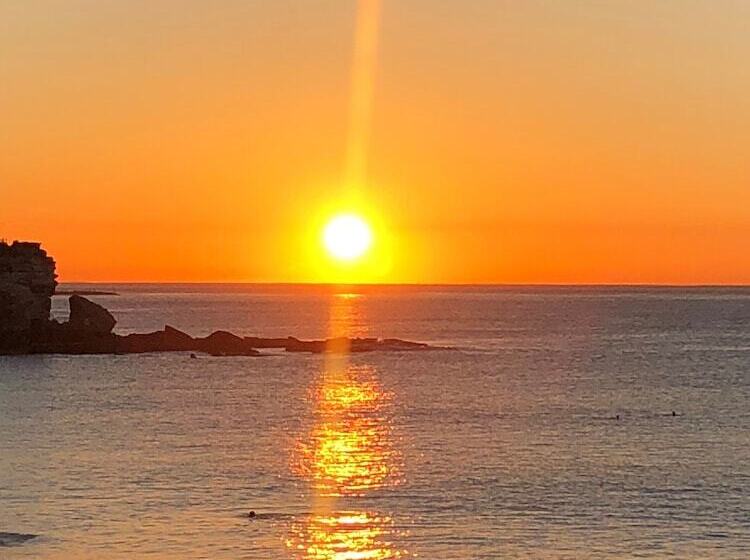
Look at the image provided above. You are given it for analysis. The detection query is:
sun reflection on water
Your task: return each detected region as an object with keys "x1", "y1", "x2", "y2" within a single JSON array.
[
  {"x1": 293, "y1": 365, "x2": 401, "y2": 496},
  {"x1": 286, "y1": 292, "x2": 408, "y2": 559},
  {"x1": 286, "y1": 512, "x2": 405, "y2": 560}
]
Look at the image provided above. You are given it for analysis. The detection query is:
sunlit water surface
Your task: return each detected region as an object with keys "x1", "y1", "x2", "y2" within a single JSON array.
[{"x1": 1, "y1": 285, "x2": 749, "y2": 558}]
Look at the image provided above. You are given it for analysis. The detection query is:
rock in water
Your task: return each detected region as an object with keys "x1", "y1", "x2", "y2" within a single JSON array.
[
  {"x1": 284, "y1": 336, "x2": 432, "y2": 353},
  {"x1": 115, "y1": 330, "x2": 165, "y2": 353},
  {"x1": 243, "y1": 336, "x2": 289, "y2": 348},
  {"x1": 197, "y1": 330, "x2": 259, "y2": 356},
  {"x1": 0, "y1": 241, "x2": 57, "y2": 353},
  {"x1": 0, "y1": 241, "x2": 436, "y2": 356},
  {"x1": 0, "y1": 283, "x2": 42, "y2": 333},
  {"x1": 163, "y1": 325, "x2": 194, "y2": 351},
  {"x1": 115, "y1": 325, "x2": 195, "y2": 353},
  {"x1": 0, "y1": 532, "x2": 37, "y2": 547},
  {"x1": 68, "y1": 294, "x2": 116, "y2": 334}
]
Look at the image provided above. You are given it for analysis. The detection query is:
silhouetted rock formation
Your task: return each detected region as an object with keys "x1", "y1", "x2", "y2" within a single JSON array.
[
  {"x1": 0, "y1": 241, "x2": 57, "y2": 353},
  {"x1": 2, "y1": 290, "x2": 436, "y2": 356},
  {"x1": 0, "y1": 241, "x2": 438, "y2": 356},
  {"x1": 243, "y1": 336, "x2": 290, "y2": 348},
  {"x1": 115, "y1": 328, "x2": 176, "y2": 353},
  {"x1": 196, "y1": 330, "x2": 260, "y2": 356},
  {"x1": 37, "y1": 322, "x2": 117, "y2": 354},
  {"x1": 115, "y1": 327, "x2": 255, "y2": 355},
  {"x1": 283, "y1": 336, "x2": 430, "y2": 353},
  {"x1": 241, "y1": 335, "x2": 429, "y2": 353},
  {"x1": 163, "y1": 325, "x2": 195, "y2": 351},
  {"x1": 68, "y1": 294, "x2": 116, "y2": 333},
  {"x1": 110, "y1": 328, "x2": 432, "y2": 356},
  {"x1": 114, "y1": 326, "x2": 259, "y2": 355},
  {"x1": 115, "y1": 330, "x2": 164, "y2": 353}
]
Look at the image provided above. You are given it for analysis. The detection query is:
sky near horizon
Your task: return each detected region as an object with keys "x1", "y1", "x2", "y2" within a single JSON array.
[{"x1": 2, "y1": 1, "x2": 749, "y2": 284}]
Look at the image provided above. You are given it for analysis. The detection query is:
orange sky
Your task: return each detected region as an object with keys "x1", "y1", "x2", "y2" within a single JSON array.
[{"x1": 2, "y1": 1, "x2": 749, "y2": 284}]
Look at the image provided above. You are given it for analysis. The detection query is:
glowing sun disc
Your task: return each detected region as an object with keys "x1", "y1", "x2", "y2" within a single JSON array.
[{"x1": 323, "y1": 214, "x2": 372, "y2": 261}]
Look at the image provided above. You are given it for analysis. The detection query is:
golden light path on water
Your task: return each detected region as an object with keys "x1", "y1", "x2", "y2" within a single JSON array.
[
  {"x1": 286, "y1": 292, "x2": 407, "y2": 559},
  {"x1": 285, "y1": 1, "x2": 402, "y2": 555}
]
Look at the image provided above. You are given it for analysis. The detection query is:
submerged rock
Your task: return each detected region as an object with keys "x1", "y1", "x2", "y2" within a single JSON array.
[{"x1": 0, "y1": 532, "x2": 37, "y2": 547}]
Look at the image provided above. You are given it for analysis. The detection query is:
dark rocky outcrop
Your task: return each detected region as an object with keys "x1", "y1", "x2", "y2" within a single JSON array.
[
  {"x1": 114, "y1": 325, "x2": 197, "y2": 353},
  {"x1": 114, "y1": 326, "x2": 261, "y2": 355},
  {"x1": 0, "y1": 241, "x2": 57, "y2": 353},
  {"x1": 108, "y1": 328, "x2": 429, "y2": 356},
  {"x1": 0, "y1": 241, "x2": 438, "y2": 357},
  {"x1": 116, "y1": 330, "x2": 167, "y2": 353},
  {"x1": 243, "y1": 336, "x2": 290, "y2": 348},
  {"x1": 114, "y1": 327, "x2": 257, "y2": 356},
  {"x1": 378, "y1": 338, "x2": 431, "y2": 351},
  {"x1": 283, "y1": 336, "x2": 430, "y2": 353},
  {"x1": 0, "y1": 283, "x2": 39, "y2": 352},
  {"x1": 68, "y1": 294, "x2": 116, "y2": 333},
  {"x1": 27, "y1": 296, "x2": 117, "y2": 354},
  {"x1": 0, "y1": 241, "x2": 56, "y2": 304},
  {"x1": 0, "y1": 532, "x2": 37, "y2": 547},
  {"x1": 196, "y1": 330, "x2": 259, "y2": 356},
  {"x1": 37, "y1": 322, "x2": 117, "y2": 354},
  {"x1": 163, "y1": 325, "x2": 195, "y2": 351}
]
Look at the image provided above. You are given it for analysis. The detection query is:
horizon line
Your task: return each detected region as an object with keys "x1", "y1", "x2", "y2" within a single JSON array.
[{"x1": 57, "y1": 281, "x2": 750, "y2": 289}]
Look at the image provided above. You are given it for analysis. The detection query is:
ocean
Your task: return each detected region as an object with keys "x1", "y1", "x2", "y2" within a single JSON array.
[{"x1": 1, "y1": 284, "x2": 749, "y2": 558}]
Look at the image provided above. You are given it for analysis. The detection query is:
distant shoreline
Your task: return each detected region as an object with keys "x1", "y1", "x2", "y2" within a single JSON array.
[{"x1": 55, "y1": 290, "x2": 119, "y2": 296}]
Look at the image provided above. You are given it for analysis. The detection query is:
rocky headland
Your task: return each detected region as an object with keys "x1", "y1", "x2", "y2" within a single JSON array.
[
  {"x1": 0, "y1": 241, "x2": 435, "y2": 356},
  {"x1": 0, "y1": 241, "x2": 57, "y2": 353}
]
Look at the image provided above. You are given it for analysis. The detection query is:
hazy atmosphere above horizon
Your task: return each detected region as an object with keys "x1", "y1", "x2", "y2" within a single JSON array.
[{"x1": 2, "y1": 1, "x2": 749, "y2": 284}]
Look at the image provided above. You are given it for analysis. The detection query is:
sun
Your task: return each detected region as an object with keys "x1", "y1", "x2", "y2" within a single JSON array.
[{"x1": 323, "y1": 214, "x2": 373, "y2": 261}]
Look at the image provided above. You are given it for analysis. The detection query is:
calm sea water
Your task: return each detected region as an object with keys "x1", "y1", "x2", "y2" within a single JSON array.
[{"x1": 2, "y1": 285, "x2": 749, "y2": 559}]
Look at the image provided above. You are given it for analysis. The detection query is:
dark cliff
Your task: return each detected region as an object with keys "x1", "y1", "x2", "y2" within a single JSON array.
[{"x1": 0, "y1": 241, "x2": 57, "y2": 350}]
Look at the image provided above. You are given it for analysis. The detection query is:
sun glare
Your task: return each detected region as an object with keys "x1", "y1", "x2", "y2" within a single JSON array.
[{"x1": 323, "y1": 214, "x2": 373, "y2": 261}]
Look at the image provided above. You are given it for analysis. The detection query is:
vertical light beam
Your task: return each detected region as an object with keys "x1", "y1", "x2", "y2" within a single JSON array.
[{"x1": 344, "y1": 0, "x2": 383, "y2": 191}]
